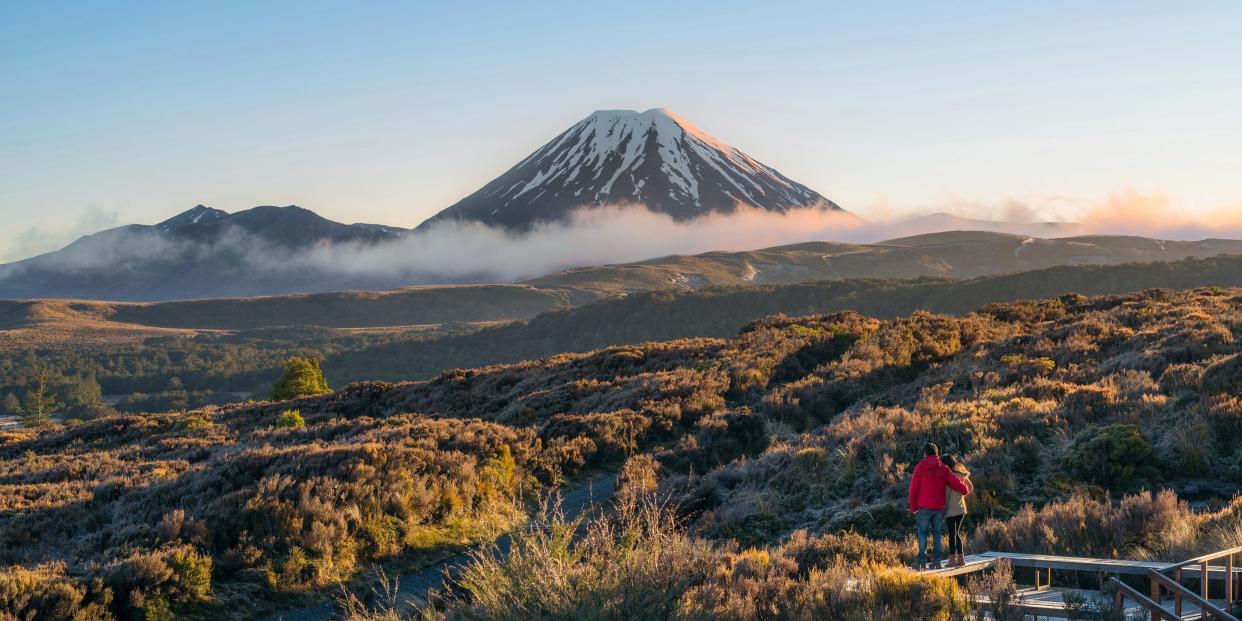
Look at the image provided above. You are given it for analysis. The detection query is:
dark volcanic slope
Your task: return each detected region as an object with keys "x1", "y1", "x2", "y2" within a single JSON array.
[
  {"x1": 0, "y1": 205, "x2": 411, "y2": 301},
  {"x1": 419, "y1": 108, "x2": 843, "y2": 231}
]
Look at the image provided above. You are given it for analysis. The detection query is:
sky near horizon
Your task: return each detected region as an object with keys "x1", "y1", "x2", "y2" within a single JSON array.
[{"x1": 2, "y1": 1, "x2": 1240, "y2": 261}]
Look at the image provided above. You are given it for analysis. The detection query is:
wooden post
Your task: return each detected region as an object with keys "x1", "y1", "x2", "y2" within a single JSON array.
[
  {"x1": 1175, "y1": 568, "x2": 1183, "y2": 616},
  {"x1": 1151, "y1": 575, "x2": 1161, "y2": 603},
  {"x1": 1115, "y1": 588, "x2": 1124, "y2": 613},
  {"x1": 1202, "y1": 560, "x2": 1210, "y2": 602},
  {"x1": 1229, "y1": 553, "x2": 1235, "y2": 609}
]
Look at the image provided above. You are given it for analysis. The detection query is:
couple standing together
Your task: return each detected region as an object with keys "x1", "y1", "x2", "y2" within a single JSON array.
[{"x1": 908, "y1": 442, "x2": 973, "y2": 569}]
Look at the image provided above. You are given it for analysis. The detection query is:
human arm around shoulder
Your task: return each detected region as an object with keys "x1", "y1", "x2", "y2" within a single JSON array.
[{"x1": 947, "y1": 471, "x2": 970, "y2": 495}]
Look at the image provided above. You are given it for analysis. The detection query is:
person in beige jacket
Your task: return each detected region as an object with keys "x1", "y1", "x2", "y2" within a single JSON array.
[{"x1": 940, "y1": 454, "x2": 973, "y2": 567}]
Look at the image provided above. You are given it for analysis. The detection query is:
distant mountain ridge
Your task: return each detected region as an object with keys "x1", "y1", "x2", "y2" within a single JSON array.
[
  {"x1": 148, "y1": 204, "x2": 406, "y2": 247},
  {"x1": 0, "y1": 205, "x2": 411, "y2": 301},
  {"x1": 419, "y1": 108, "x2": 844, "y2": 230},
  {"x1": 4, "y1": 199, "x2": 1242, "y2": 302}
]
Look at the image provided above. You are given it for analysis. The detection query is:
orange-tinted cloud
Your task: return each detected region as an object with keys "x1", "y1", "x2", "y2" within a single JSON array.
[{"x1": 1072, "y1": 191, "x2": 1242, "y2": 239}]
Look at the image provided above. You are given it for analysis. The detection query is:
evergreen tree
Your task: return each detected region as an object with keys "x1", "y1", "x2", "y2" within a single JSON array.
[
  {"x1": 271, "y1": 357, "x2": 330, "y2": 400},
  {"x1": 20, "y1": 376, "x2": 61, "y2": 427}
]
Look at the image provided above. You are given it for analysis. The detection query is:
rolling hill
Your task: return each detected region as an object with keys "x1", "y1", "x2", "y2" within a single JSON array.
[
  {"x1": 525, "y1": 232, "x2": 1242, "y2": 295},
  {"x1": 5, "y1": 285, "x2": 1242, "y2": 619},
  {"x1": 327, "y1": 253, "x2": 1242, "y2": 383},
  {"x1": 7, "y1": 231, "x2": 1242, "y2": 342}
]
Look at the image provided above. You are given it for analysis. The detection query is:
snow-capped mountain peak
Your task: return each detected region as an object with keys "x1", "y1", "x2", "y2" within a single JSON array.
[{"x1": 420, "y1": 108, "x2": 842, "y2": 230}]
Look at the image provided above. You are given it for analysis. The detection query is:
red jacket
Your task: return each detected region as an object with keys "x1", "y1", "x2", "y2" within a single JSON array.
[{"x1": 909, "y1": 455, "x2": 971, "y2": 512}]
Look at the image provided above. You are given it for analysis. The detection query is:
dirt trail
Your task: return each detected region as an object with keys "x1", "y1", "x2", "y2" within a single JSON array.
[{"x1": 265, "y1": 473, "x2": 618, "y2": 621}]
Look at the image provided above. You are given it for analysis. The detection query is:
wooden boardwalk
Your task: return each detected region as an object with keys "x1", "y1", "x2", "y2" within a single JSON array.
[
  {"x1": 1004, "y1": 587, "x2": 1214, "y2": 620},
  {"x1": 919, "y1": 548, "x2": 1242, "y2": 620},
  {"x1": 926, "y1": 551, "x2": 1240, "y2": 579},
  {"x1": 926, "y1": 551, "x2": 1175, "y2": 577}
]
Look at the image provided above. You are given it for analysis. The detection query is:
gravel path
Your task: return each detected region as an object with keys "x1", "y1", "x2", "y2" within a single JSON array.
[{"x1": 265, "y1": 473, "x2": 618, "y2": 621}]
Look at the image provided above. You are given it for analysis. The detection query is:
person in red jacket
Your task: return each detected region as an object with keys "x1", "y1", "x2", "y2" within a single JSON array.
[{"x1": 908, "y1": 442, "x2": 971, "y2": 569}]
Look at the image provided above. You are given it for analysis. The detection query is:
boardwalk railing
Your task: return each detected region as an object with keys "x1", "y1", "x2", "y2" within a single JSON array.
[
  {"x1": 1111, "y1": 577, "x2": 1179, "y2": 621},
  {"x1": 1152, "y1": 545, "x2": 1242, "y2": 620},
  {"x1": 931, "y1": 546, "x2": 1242, "y2": 620},
  {"x1": 1146, "y1": 569, "x2": 1238, "y2": 620}
]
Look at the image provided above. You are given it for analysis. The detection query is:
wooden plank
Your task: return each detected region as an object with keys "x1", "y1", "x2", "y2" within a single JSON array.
[
  {"x1": 980, "y1": 587, "x2": 1101, "y2": 617},
  {"x1": 977, "y1": 551, "x2": 1172, "y2": 575},
  {"x1": 971, "y1": 551, "x2": 1242, "y2": 577},
  {"x1": 919, "y1": 554, "x2": 995, "y2": 577}
]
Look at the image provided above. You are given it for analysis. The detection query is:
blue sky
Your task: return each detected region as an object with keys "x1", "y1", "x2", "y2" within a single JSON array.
[{"x1": 2, "y1": 1, "x2": 1240, "y2": 260}]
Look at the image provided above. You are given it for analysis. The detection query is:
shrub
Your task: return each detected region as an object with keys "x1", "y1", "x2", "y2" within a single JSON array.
[
  {"x1": 970, "y1": 490, "x2": 1193, "y2": 559},
  {"x1": 274, "y1": 409, "x2": 305, "y2": 430},
  {"x1": 0, "y1": 564, "x2": 114, "y2": 621},
  {"x1": 616, "y1": 454, "x2": 661, "y2": 504},
  {"x1": 437, "y1": 501, "x2": 715, "y2": 621},
  {"x1": 271, "y1": 357, "x2": 331, "y2": 400},
  {"x1": 178, "y1": 413, "x2": 213, "y2": 433},
  {"x1": 540, "y1": 410, "x2": 650, "y2": 464},
  {"x1": 965, "y1": 559, "x2": 1021, "y2": 621},
  {"x1": 403, "y1": 500, "x2": 970, "y2": 621},
  {"x1": 1062, "y1": 424, "x2": 1158, "y2": 492},
  {"x1": 167, "y1": 548, "x2": 212, "y2": 603},
  {"x1": 1199, "y1": 353, "x2": 1242, "y2": 395}
]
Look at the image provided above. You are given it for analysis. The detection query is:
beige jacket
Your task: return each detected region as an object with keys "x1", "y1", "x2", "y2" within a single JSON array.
[{"x1": 944, "y1": 471, "x2": 971, "y2": 517}]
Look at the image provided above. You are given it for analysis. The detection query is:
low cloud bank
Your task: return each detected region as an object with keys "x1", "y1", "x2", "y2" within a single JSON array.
[
  {"x1": 10, "y1": 193, "x2": 1242, "y2": 287},
  {"x1": 301, "y1": 204, "x2": 871, "y2": 282}
]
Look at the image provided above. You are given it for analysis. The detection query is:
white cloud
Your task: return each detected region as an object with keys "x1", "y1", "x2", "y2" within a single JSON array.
[{"x1": 1, "y1": 205, "x2": 121, "y2": 263}]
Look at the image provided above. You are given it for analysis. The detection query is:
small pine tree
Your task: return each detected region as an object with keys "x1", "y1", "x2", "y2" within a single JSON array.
[
  {"x1": 271, "y1": 357, "x2": 330, "y2": 401},
  {"x1": 20, "y1": 376, "x2": 61, "y2": 427}
]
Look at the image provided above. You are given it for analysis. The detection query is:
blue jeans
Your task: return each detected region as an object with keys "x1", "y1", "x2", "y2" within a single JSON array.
[{"x1": 916, "y1": 508, "x2": 945, "y2": 565}]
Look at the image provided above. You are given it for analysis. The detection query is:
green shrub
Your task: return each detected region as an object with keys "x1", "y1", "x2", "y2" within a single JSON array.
[
  {"x1": 143, "y1": 594, "x2": 173, "y2": 621},
  {"x1": 271, "y1": 357, "x2": 331, "y2": 400},
  {"x1": 274, "y1": 409, "x2": 305, "y2": 430},
  {"x1": 167, "y1": 548, "x2": 212, "y2": 603},
  {"x1": 1062, "y1": 424, "x2": 1158, "y2": 492},
  {"x1": 178, "y1": 413, "x2": 213, "y2": 433}
]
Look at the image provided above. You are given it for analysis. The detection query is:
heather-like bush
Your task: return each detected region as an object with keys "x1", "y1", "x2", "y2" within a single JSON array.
[
  {"x1": 0, "y1": 564, "x2": 114, "y2": 621},
  {"x1": 395, "y1": 502, "x2": 971, "y2": 621},
  {"x1": 1062, "y1": 424, "x2": 1158, "y2": 492},
  {"x1": 970, "y1": 490, "x2": 1195, "y2": 559},
  {"x1": 11, "y1": 287, "x2": 1242, "y2": 619}
]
